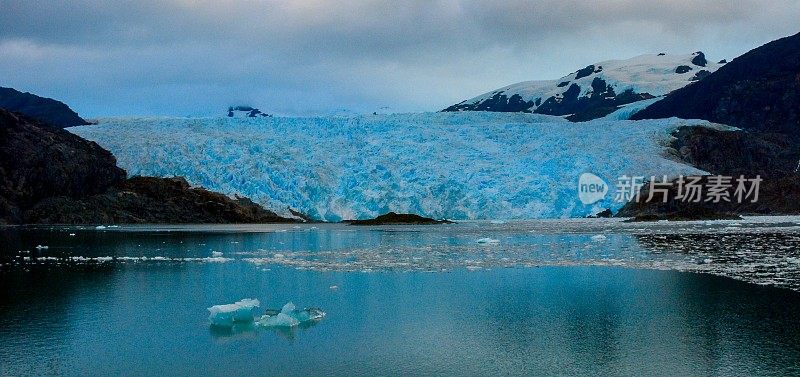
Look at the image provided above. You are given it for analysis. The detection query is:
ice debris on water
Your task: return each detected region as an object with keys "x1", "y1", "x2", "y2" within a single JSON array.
[
  {"x1": 207, "y1": 298, "x2": 260, "y2": 327},
  {"x1": 211, "y1": 251, "x2": 223, "y2": 257},
  {"x1": 591, "y1": 235, "x2": 607, "y2": 242},
  {"x1": 476, "y1": 237, "x2": 500, "y2": 244},
  {"x1": 255, "y1": 302, "x2": 326, "y2": 328},
  {"x1": 208, "y1": 300, "x2": 324, "y2": 328},
  {"x1": 35, "y1": 245, "x2": 49, "y2": 250}
]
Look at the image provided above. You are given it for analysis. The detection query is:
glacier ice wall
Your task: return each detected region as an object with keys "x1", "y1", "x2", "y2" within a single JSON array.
[{"x1": 70, "y1": 112, "x2": 707, "y2": 221}]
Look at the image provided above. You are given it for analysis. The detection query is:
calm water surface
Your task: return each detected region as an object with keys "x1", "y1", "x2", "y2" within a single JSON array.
[{"x1": 1, "y1": 219, "x2": 800, "y2": 376}]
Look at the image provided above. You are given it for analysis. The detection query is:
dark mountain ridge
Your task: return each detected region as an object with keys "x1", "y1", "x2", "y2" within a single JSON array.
[
  {"x1": 0, "y1": 86, "x2": 90, "y2": 128},
  {"x1": 632, "y1": 32, "x2": 800, "y2": 134}
]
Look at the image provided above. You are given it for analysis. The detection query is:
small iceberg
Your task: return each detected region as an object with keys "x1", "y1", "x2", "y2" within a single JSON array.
[
  {"x1": 476, "y1": 237, "x2": 500, "y2": 244},
  {"x1": 256, "y1": 302, "x2": 326, "y2": 328},
  {"x1": 207, "y1": 298, "x2": 260, "y2": 327},
  {"x1": 591, "y1": 235, "x2": 607, "y2": 242},
  {"x1": 208, "y1": 300, "x2": 324, "y2": 329}
]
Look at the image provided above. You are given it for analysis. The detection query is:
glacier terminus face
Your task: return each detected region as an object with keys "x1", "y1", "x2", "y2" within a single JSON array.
[{"x1": 69, "y1": 112, "x2": 709, "y2": 221}]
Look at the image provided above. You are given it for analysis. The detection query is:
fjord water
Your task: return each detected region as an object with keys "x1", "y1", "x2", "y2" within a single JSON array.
[{"x1": 2, "y1": 220, "x2": 800, "y2": 376}]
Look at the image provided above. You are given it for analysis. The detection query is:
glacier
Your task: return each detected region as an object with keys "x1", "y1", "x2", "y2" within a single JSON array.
[{"x1": 69, "y1": 112, "x2": 711, "y2": 221}]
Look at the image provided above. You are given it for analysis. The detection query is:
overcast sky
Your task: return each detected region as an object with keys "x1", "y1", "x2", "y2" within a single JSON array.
[{"x1": 1, "y1": 1, "x2": 798, "y2": 117}]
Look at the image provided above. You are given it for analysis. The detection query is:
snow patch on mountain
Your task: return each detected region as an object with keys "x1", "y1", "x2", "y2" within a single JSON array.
[
  {"x1": 444, "y1": 52, "x2": 725, "y2": 120},
  {"x1": 70, "y1": 113, "x2": 709, "y2": 221}
]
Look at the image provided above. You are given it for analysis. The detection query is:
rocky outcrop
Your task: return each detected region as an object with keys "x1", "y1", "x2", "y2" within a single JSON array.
[
  {"x1": 535, "y1": 79, "x2": 655, "y2": 122},
  {"x1": 668, "y1": 126, "x2": 799, "y2": 177},
  {"x1": 586, "y1": 208, "x2": 613, "y2": 218},
  {"x1": 615, "y1": 173, "x2": 800, "y2": 220},
  {"x1": 344, "y1": 212, "x2": 453, "y2": 225},
  {"x1": 0, "y1": 109, "x2": 125, "y2": 223},
  {"x1": 0, "y1": 109, "x2": 295, "y2": 224},
  {"x1": 24, "y1": 177, "x2": 295, "y2": 224},
  {"x1": 0, "y1": 87, "x2": 90, "y2": 128},
  {"x1": 616, "y1": 126, "x2": 800, "y2": 220},
  {"x1": 227, "y1": 106, "x2": 271, "y2": 118}
]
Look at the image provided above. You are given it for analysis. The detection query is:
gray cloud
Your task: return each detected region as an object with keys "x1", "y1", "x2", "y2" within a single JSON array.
[{"x1": 1, "y1": 0, "x2": 798, "y2": 116}]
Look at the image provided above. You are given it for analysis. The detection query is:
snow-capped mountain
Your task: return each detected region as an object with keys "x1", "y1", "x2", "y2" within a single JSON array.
[{"x1": 443, "y1": 52, "x2": 725, "y2": 121}]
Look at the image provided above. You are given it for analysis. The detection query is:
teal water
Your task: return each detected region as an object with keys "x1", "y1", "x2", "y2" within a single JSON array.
[{"x1": 2, "y1": 220, "x2": 800, "y2": 376}]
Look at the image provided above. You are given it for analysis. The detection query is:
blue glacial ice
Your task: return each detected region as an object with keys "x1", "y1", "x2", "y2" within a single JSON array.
[
  {"x1": 255, "y1": 302, "x2": 326, "y2": 328},
  {"x1": 207, "y1": 298, "x2": 260, "y2": 327},
  {"x1": 69, "y1": 112, "x2": 713, "y2": 221}
]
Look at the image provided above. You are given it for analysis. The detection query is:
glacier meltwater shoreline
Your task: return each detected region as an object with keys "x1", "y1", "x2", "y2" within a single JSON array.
[{"x1": 70, "y1": 112, "x2": 710, "y2": 221}]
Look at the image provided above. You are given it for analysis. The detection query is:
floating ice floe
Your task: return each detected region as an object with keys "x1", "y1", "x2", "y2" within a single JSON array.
[
  {"x1": 35, "y1": 245, "x2": 49, "y2": 250},
  {"x1": 208, "y1": 299, "x2": 261, "y2": 327},
  {"x1": 255, "y1": 302, "x2": 326, "y2": 328},
  {"x1": 211, "y1": 251, "x2": 223, "y2": 257},
  {"x1": 591, "y1": 235, "x2": 607, "y2": 242},
  {"x1": 476, "y1": 237, "x2": 500, "y2": 244},
  {"x1": 208, "y1": 300, "x2": 325, "y2": 328}
]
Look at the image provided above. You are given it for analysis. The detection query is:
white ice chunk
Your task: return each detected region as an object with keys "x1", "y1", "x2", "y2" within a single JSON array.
[
  {"x1": 255, "y1": 301, "x2": 326, "y2": 328},
  {"x1": 207, "y1": 298, "x2": 260, "y2": 327},
  {"x1": 280, "y1": 302, "x2": 295, "y2": 313},
  {"x1": 257, "y1": 312, "x2": 300, "y2": 328},
  {"x1": 476, "y1": 237, "x2": 500, "y2": 244},
  {"x1": 591, "y1": 235, "x2": 607, "y2": 242}
]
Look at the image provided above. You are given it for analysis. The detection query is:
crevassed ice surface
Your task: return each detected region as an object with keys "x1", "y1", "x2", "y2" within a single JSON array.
[{"x1": 70, "y1": 112, "x2": 708, "y2": 221}]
